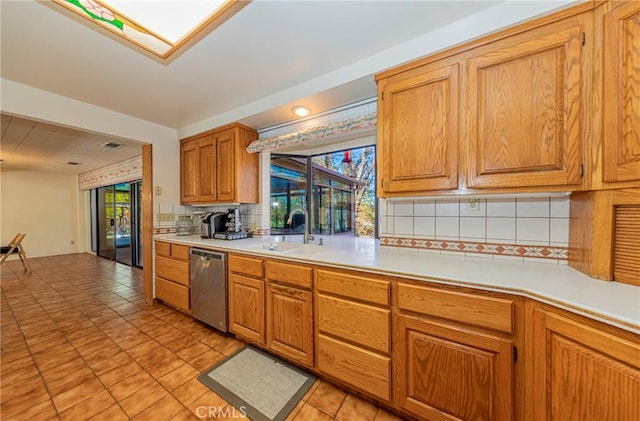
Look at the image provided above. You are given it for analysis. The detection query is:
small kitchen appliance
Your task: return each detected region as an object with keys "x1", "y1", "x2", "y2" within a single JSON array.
[
  {"x1": 213, "y1": 208, "x2": 252, "y2": 240},
  {"x1": 225, "y1": 208, "x2": 241, "y2": 233},
  {"x1": 200, "y1": 212, "x2": 225, "y2": 238}
]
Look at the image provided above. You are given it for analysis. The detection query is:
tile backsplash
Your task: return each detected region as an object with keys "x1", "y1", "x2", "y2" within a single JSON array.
[{"x1": 379, "y1": 196, "x2": 570, "y2": 263}]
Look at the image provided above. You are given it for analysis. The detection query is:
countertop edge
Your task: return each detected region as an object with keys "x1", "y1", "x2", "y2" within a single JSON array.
[{"x1": 155, "y1": 235, "x2": 640, "y2": 335}]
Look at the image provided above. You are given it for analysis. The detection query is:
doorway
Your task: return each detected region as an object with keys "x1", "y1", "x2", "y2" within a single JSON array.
[{"x1": 94, "y1": 181, "x2": 143, "y2": 267}]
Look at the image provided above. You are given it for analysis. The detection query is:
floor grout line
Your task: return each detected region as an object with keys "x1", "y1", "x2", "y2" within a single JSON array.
[{"x1": 2, "y1": 254, "x2": 407, "y2": 421}]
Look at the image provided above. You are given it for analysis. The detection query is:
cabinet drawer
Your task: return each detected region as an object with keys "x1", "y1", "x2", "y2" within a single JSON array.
[
  {"x1": 317, "y1": 334, "x2": 390, "y2": 401},
  {"x1": 229, "y1": 254, "x2": 264, "y2": 278},
  {"x1": 318, "y1": 294, "x2": 390, "y2": 353},
  {"x1": 266, "y1": 260, "x2": 312, "y2": 289},
  {"x1": 317, "y1": 269, "x2": 389, "y2": 305},
  {"x1": 155, "y1": 256, "x2": 190, "y2": 286},
  {"x1": 156, "y1": 241, "x2": 171, "y2": 257},
  {"x1": 171, "y1": 243, "x2": 190, "y2": 261},
  {"x1": 155, "y1": 277, "x2": 190, "y2": 312},
  {"x1": 398, "y1": 283, "x2": 513, "y2": 333}
]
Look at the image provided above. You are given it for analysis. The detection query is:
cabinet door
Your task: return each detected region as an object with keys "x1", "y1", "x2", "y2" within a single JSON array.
[
  {"x1": 395, "y1": 315, "x2": 513, "y2": 421},
  {"x1": 197, "y1": 136, "x2": 216, "y2": 202},
  {"x1": 266, "y1": 282, "x2": 313, "y2": 366},
  {"x1": 467, "y1": 18, "x2": 585, "y2": 188},
  {"x1": 228, "y1": 273, "x2": 264, "y2": 344},
  {"x1": 532, "y1": 309, "x2": 640, "y2": 420},
  {"x1": 155, "y1": 277, "x2": 190, "y2": 313},
  {"x1": 603, "y1": 2, "x2": 640, "y2": 183},
  {"x1": 216, "y1": 130, "x2": 236, "y2": 202},
  {"x1": 180, "y1": 141, "x2": 198, "y2": 203},
  {"x1": 378, "y1": 63, "x2": 459, "y2": 194}
]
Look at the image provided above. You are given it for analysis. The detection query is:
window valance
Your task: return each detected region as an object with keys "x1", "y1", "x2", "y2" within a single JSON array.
[{"x1": 247, "y1": 113, "x2": 377, "y2": 153}]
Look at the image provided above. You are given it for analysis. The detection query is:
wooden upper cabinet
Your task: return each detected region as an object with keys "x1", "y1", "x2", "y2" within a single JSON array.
[
  {"x1": 377, "y1": 62, "x2": 459, "y2": 195},
  {"x1": 466, "y1": 16, "x2": 586, "y2": 189},
  {"x1": 215, "y1": 130, "x2": 235, "y2": 202},
  {"x1": 197, "y1": 136, "x2": 216, "y2": 202},
  {"x1": 603, "y1": 1, "x2": 640, "y2": 183},
  {"x1": 180, "y1": 141, "x2": 198, "y2": 203},
  {"x1": 180, "y1": 123, "x2": 258, "y2": 204}
]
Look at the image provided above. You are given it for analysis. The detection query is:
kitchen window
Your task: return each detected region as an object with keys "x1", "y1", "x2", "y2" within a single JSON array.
[{"x1": 270, "y1": 145, "x2": 376, "y2": 238}]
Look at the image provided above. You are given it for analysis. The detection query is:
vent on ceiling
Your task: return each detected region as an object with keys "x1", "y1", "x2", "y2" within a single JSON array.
[
  {"x1": 67, "y1": 161, "x2": 81, "y2": 166},
  {"x1": 102, "y1": 142, "x2": 124, "y2": 149}
]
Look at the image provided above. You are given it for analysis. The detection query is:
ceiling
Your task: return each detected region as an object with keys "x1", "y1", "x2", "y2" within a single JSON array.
[
  {"x1": 1, "y1": 113, "x2": 142, "y2": 174},
  {"x1": 0, "y1": 0, "x2": 575, "y2": 174}
]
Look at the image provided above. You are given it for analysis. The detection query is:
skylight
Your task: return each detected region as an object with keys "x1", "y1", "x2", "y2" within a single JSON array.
[{"x1": 52, "y1": 0, "x2": 244, "y2": 59}]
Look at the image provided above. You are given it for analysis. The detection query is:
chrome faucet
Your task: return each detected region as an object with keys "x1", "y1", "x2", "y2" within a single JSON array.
[{"x1": 286, "y1": 206, "x2": 315, "y2": 244}]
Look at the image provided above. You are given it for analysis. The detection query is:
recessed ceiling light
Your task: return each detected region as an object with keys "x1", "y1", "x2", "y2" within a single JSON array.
[{"x1": 292, "y1": 106, "x2": 311, "y2": 117}]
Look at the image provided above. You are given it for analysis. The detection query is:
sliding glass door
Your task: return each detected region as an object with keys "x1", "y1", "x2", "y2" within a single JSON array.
[
  {"x1": 97, "y1": 185, "x2": 116, "y2": 260},
  {"x1": 95, "y1": 181, "x2": 143, "y2": 267}
]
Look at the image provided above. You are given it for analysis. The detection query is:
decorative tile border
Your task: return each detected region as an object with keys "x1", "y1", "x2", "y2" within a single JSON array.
[
  {"x1": 380, "y1": 236, "x2": 568, "y2": 260},
  {"x1": 252, "y1": 227, "x2": 271, "y2": 237},
  {"x1": 153, "y1": 227, "x2": 177, "y2": 235}
]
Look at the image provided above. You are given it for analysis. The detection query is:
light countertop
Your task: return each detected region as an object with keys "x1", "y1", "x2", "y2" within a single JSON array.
[{"x1": 155, "y1": 233, "x2": 640, "y2": 334}]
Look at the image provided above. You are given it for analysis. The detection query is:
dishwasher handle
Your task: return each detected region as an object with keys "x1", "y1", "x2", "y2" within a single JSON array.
[{"x1": 190, "y1": 248, "x2": 226, "y2": 261}]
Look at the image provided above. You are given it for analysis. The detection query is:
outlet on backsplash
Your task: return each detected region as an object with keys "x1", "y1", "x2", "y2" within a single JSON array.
[
  {"x1": 157, "y1": 213, "x2": 175, "y2": 222},
  {"x1": 465, "y1": 199, "x2": 480, "y2": 212}
]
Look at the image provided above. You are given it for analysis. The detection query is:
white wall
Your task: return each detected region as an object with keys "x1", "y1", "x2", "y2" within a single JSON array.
[
  {"x1": 0, "y1": 79, "x2": 181, "y2": 207},
  {"x1": 0, "y1": 169, "x2": 83, "y2": 258}
]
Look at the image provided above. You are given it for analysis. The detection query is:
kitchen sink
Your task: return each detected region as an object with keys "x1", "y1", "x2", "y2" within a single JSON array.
[{"x1": 247, "y1": 241, "x2": 327, "y2": 255}]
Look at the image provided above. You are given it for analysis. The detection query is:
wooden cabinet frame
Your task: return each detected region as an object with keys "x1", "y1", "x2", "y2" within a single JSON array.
[
  {"x1": 154, "y1": 241, "x2": 190, "y2": 313},
  {"x1": 466, "y1": 16, "x2": 586, "y2": 189},
  {"x1": 569, "y1": 188, "x2": 640, "y2": 280},
  {"x1": 530, "y1": 306, "x2": 640, "y2": 420},
  {"x1": 377, "y1": 61, "x2": 460, "y2": 193},
  {"x1": 602, "y1": 1, "x2": 640, "y2": 184},
  {"x1": 180, "y1": 123, "x2": 258, "y2": 204},
  {"x1": 158, "y1": 241, "x2": 636, "y2": 421},
  {"x1": 266, "y1": 282, "x2": 313, "y2": 366},
  {"x1": 394, "y1": 314, "x2": 514, "y2": 420},
  {"x1": 229, "y1": 273, "x2": 265, "y2": 344},
  {"x1": 375, "y1": 2, "x2": 601, "y2": 197}
]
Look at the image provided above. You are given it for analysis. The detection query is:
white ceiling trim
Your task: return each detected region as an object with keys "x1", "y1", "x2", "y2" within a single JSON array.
[{"x1": 247, "y1": 113, "x2": 376, "y2": 154}]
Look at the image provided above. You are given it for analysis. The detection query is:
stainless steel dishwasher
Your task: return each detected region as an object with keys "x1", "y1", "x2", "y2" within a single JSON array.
[{"x1": 190, "y1": 248, "x2": 227, "y2": 332}]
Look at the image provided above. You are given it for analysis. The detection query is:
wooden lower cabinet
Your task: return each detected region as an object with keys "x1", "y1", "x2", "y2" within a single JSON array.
[
  {"x1": 394, "y1": 314, "x2": 514, "y2": 421},
  {"x1": 228, "y1": 273, "x2": 265, "y2": 344},
  {"x1": 154, "y1": 241, "x2": 190, "y2": 312},
  {"x1": 531, "y1": 307, "x2": 640, "y2": 420},
  {"x1": 317, "y1": 334, "x2": 390, "y2": 401},
  {"x1": 315, "y1": 268, "x2": 392, "y2": 401},
  {"x1": 266, "y1": 282, "x2": 313, "y2": 366},
  {"x1": 155, "y1": 277, "x2": 190, "y2": 312}
]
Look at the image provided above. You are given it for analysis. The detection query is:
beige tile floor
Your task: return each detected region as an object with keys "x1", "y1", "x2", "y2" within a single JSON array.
[{"x1": 1, "y1": 254, "x2": 406, "y2": 420}]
